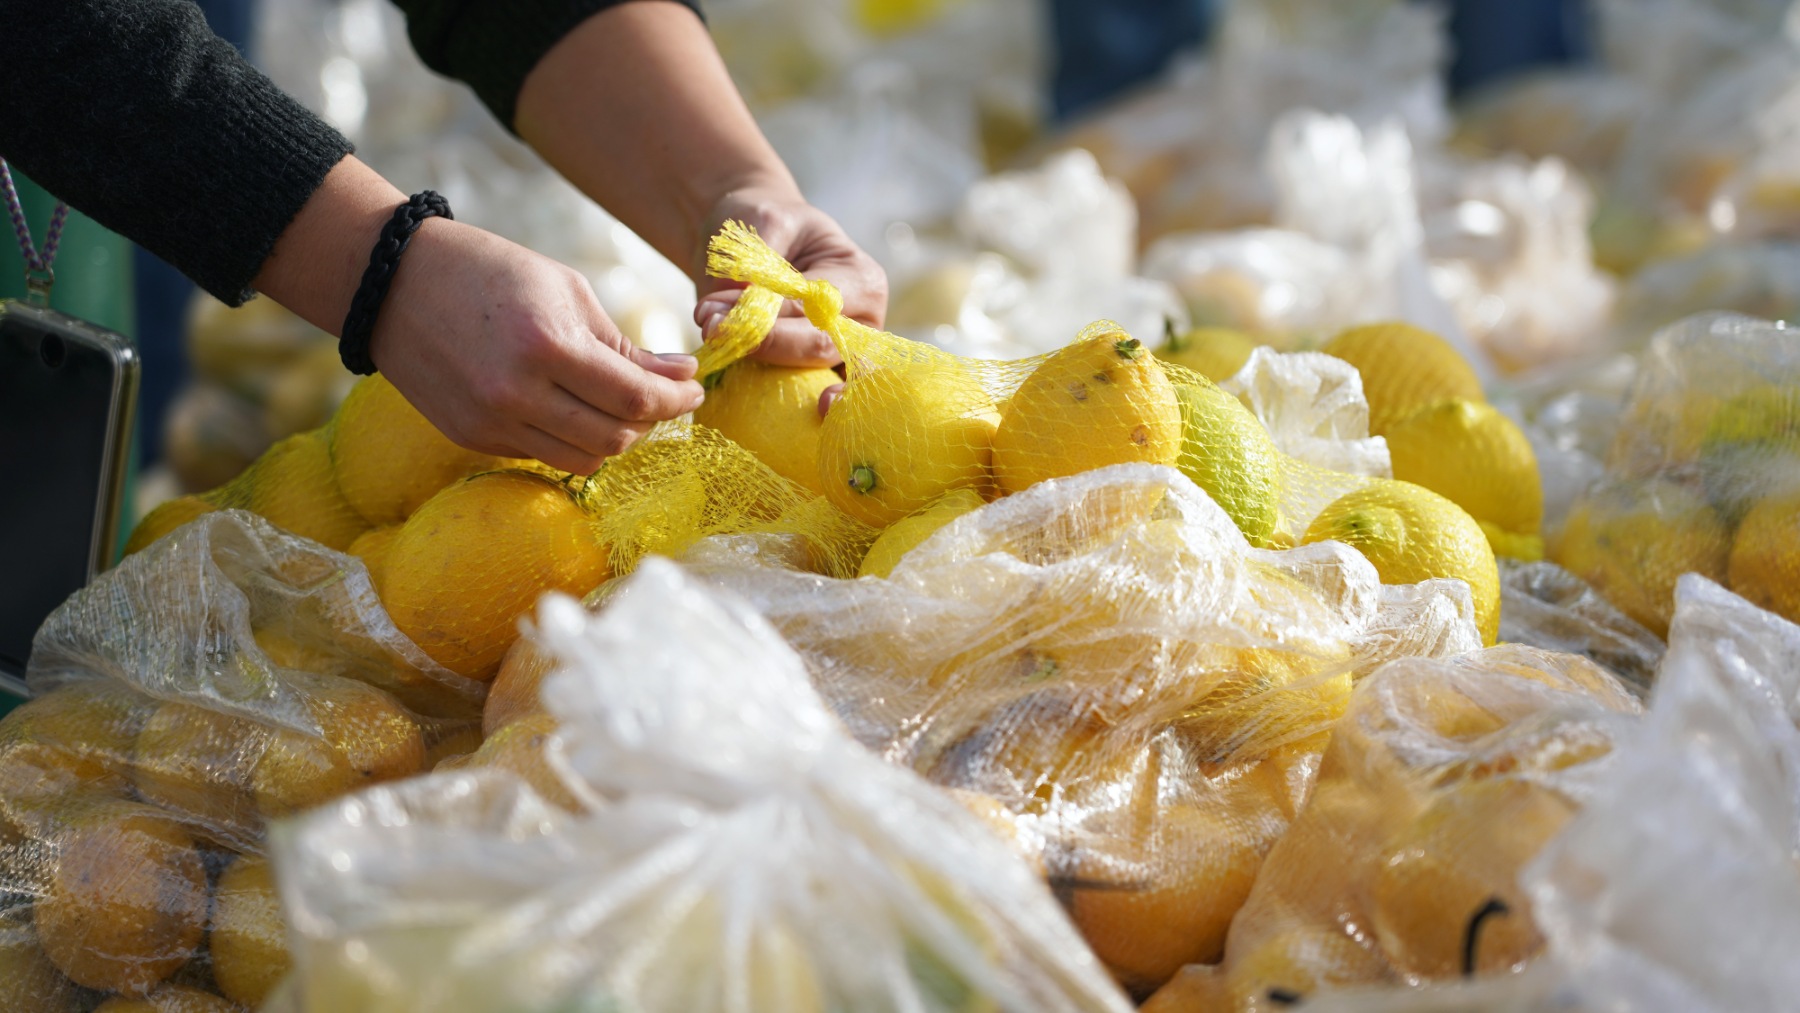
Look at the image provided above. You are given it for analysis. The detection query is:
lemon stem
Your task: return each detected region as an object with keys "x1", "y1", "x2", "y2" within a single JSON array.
[
  {"x1": 1115, "y1": 338, "x2": 1144, "y2": 361},
  {"x1": 849, "y1": 466, "x2": 878, "y2": 494}
]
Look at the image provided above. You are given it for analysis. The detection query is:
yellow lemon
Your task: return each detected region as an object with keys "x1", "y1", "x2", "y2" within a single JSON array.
[
  {"x1": 1173, "y1": 378, "x2": 1283, "y2": 547},
  {"x1": 858, "y1": 488, "x2": 986, "y2": 578},
  {"x1": 1221, "y1": 925, "x2": 1392, "y2": 1012},
  {"x1": 693, "y1": 360, "x2": 840, "y2": 496},
  {"x1": 993, "y1": 326, "x2": 1183, "y2": 494},
  {"x1": 1555, "y1": 479, "x2": 1729, "y2": 638},
  {"x1": 249, "y1": 676, "x2": 424, "y2": 818},
  {"x1": 485, "y1": 634, "x2": 560, "y2": 736},
  {"x1": 1321, "y1": 322, "x2": 1485, "y2": 436},
  {"x1": 131, "y1": 702, "x2": 260, "y2": 833},
  {"x1": 1304, "y1": 479, "x2": 1501, "y2": 645},
  {"x1": 93, "y1": 983, "x2": 240, "y2": 1012},
  {"x1": 1728, "y1": 491, "x2": 1800, "y2": 624},
  {"x1": 210, "y1": 855, "x2": 291, "y2": 1007},
  {"x1": 1158, "y1": 325, "x2": 1258, "y2": 383},
  {"x1": 1385, "y1": 399, "x2": 1544, "y2": 561},
  {"x1": 241, "y1": 429, "x2": 367, "y2": 550},
  {"x1": 817, "y1": 355, "x2": 999, "y2": 528},
  {"x1": 0, "y1": 915, "x2": 80, "y2": 1013},
  {"x1": 123, "y1": 495, "x2": 215, "y2": 557},
  {"x1": 346, "y1": 523, "x2": 402, "y2": 590},
  {"x1": 35, "y1": 799, "x2": 209, "y2": 996},
  {"x1": 1066, "y1": 767, "x2": 1291, "y2": 993},
  {"x1": 455, "y1": 712, "x2": 581, "y2": 811},
  {"x1": 1698, "y1": 385, "x2": 1800, "y2": 524},
  {"x1": 329, "y1": 374, "x2": 523, "y2": 526},
  {"x1": 1370, "y1": 778, "x2": 1574, "y2": 979},
  {"x1": 383, "y1": 470, "x2": 612, "y2": 681}
]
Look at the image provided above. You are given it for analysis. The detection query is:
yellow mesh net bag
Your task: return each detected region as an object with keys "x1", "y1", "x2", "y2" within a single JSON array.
[{"x1": 1139, "y1": 644, "x2": 1641, "y2": 1011}]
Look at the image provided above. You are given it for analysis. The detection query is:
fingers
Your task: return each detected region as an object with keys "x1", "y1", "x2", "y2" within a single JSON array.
[
  {"x1": 508, "y1": 423, "x2": 611, "y2": 476},
  {"x1": 552, "y1": 329, "x2": 705, "y2": 424},
  {"x1": 819, "y1": 383, "x2": 844, "y2": 418},
  {"x1": 636, "y1": 348, "x2": 700, "y2": 382},
  {"x1": 749, "y1": 318, "x2": 844, "y2": 367}
]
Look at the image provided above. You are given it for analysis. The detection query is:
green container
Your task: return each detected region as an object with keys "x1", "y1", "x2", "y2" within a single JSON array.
[{"x1": 0, "y1": 170, "x2": 137, "y2": 714}]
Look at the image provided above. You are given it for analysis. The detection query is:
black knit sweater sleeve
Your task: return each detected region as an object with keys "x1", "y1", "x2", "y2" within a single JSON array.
[
  {"x1": 394, "y1": 0, "x2": 703, "y2": 130},
  {"x1": 0, "y1": 0, "x2": 353, "y2": 306}
]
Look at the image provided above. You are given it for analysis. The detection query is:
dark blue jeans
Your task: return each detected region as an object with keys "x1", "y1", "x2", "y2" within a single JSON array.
[{"x1": 1049, "y1": 0, "x2": 1592, "y2": 123}]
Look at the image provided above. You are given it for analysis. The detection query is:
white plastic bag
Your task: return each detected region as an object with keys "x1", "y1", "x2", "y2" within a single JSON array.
[{"x1": 270, "y1": 558, "x2": 1135, "y2": 1013}]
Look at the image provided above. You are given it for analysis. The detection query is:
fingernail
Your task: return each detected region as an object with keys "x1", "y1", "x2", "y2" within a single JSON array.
[
  {"x1": 656, "y1": 352, "x2": 698, "y2": 365},
  {"x1": 703, "y1": 312, "x2": 724, "y2": 338}
]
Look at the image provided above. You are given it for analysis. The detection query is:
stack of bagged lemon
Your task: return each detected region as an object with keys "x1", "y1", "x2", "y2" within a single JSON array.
[{"x1": 128, "y1": 374, "x2": 613, "y2": 683}]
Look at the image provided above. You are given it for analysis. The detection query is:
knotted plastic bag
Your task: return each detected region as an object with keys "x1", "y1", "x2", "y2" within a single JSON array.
[
  {"x1": 266, "y1": 557, "x2": 1135, "y2": 1013},
  {"x1": 1142, "y1": 642, "x2": 1640, "y2": 1011},
  {"x1": 676, "y1": 462, "x2": 1481, "y2": 997},
  {"x1": 1, "y1": 510, "x2": 482, "y2": 1007}
]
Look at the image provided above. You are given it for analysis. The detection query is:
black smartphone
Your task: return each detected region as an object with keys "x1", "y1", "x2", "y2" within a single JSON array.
[{"x1": 0, "y1": 300, "x2": 139, "y2": 691}]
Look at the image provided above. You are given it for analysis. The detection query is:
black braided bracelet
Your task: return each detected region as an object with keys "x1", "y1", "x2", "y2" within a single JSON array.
[{"x1": 338, "y1": 190, "x2": 454, "y2": 375}]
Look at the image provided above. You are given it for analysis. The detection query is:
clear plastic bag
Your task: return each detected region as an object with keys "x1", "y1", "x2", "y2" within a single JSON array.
[
  {"x1": 1302, "y1": 576, "x2": 1800, "y2": 1013},
  {"x1": 681, "y1": 460, "x2": 1482, "y2": 996},
  {"x1": 0, "y1": 511, "x2": 481, "y2": 1007},
  {"x1": 1551, "y1": 312, "x2": 1800, "y2": 637},
  {"x1": 269, "y1": 558, "x2": 1135, "y2": 1013},
  {"x1": 1142, "y1": 643, "x2": 1641, "y2": 1010},
  {"x1": 1497, "y1": 559, "x2": 1664, "y2": 694}
]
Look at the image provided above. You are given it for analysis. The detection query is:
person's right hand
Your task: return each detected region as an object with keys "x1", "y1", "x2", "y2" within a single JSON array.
[{"x1": 368, "y1": 218, "x2": 704, "y2": 475}]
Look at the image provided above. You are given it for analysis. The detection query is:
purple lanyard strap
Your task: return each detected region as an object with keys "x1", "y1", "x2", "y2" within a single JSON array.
[{"x1": 0, "y1": 157, "x2": 68, "y2": 303}]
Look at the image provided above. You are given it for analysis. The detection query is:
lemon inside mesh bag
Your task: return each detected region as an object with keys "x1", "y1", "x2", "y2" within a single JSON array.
[
  {"x1": 269, "y1": 559, "x2": 1136, "y2": 1013},
  {"x1": 703, "y1": 220, "x2": 1387, "y2": 552},
  {"x1": 679, "y1": 462, "x2": 1483, "y2": 994},
  {"x1": 1141, "y1": 643, "x2": 1640, "y2": 1010},
  {"x1": 2, "y1": 511, "x2": 482, "y2": 1003}
]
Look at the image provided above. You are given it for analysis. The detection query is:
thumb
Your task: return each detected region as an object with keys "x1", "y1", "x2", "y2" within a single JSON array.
[{"x1": 632, "y1": 346, "x2": 701, "y2": 382}]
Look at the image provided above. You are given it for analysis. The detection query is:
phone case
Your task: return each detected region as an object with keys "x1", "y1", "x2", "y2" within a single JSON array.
[{"x1": 0, "y1": 299, "x2": 139, "y2": 687}]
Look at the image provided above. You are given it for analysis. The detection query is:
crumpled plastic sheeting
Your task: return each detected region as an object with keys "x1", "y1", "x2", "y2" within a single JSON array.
[
  {"x1": 1497, "y1": 560, "x2": 1663, "y2": 695},
  {"x1": 1222, "y1": 347, "x2": 1392, "y2": 479},
  {"x1": 268, "y1": 558, "x2": 1134, "y2": 1013}
]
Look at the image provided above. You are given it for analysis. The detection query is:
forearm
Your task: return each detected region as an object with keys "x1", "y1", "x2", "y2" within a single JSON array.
[
  {"x1": 251, "y1": 157, "x2": 409, "y2": 337},
  {"x1": 513, "y1": 2, "x2": 800, "y2": 278},
  {"x1": 0, "y1": 0, "x2": 352, "y2": 305}
]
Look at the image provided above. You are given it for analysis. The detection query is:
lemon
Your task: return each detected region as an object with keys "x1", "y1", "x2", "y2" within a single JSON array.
[
  {"x1": 1369, "y1": 778, "x2": 1573, "y2": 979},
  {"x1": 329, "y1": 374, "x2": 523, "y2": 526},
  {"x1": 1157, "y1": 325, "x2": 1258, "y2": 383},
  {"x1": 249, "y1": 675, "x2": 424, "y2": 818},
  {"x1": 817, "y1": 355, "x2": 998, "y2": 528},
  {"x1": 1321, "y1": 322, "x2": 1485, "y2": 436},
  {"x1": 692, "y1": 360, "x2": 839, "y2": 496},
  {"x1": 1173, "y1": 378, "x2": 1282, "y2": 547},
  {"x1": 1384, "y1": 399, "x2": 1544, "y2": 561},
  {"x1": 1067, "y1": 768, "x2": 1288, "y2": 992},
  {"x1": 993, "y1": 326, "x2": 1183, "y2": 494},
  {"x1": 123, "y1": 495, "x2": 215, "y2": 557},
  {"x1": 485, "y1": 635, "x2": 558, "y2": 735},
  {"x1": 1698, "y1": 385, "x2": 1800, "y2": 524},
  {"x1": 383, "y1": 470, "x2": 613, "y2": 681},
  {"x1": 1554, "y1": 479, "x2": 1729, "y2": 638},
  {"x1": 346, "y1": 524, "x2": 402, "y2": 590},
  {"x1": 0, "y1": 916, "x2": 80, "y2": 1013},
  {"x1": 858, "y1": 488, "x2": 985, "y2": 578},
  {"x1": 455, "y1": 712, "x2": 580, "y2": 811},
  {"x1": 92, "y1": 984, "x2": 240, "y2": 1012},
  {"x1": 131, "y1": 701, "x2": 259, "y2": 832},
  {"x1": 209, "y1": 855, "x2": 290, "y2": 1007},
  {"x1": 1219, "y1": 924, "x2": 1391, "y2": 1011},
  {"x1": 242, "y1": 429, "x2": 367, "y2": 550},
  {"x1": 35, "y1": 799, "x2": 208, "y2": 995},
  {"x1": 1304, "y1": 479, "x2": 1501, "y2": 645},
  {"x1": 1728, "y1": 491, "x2": 1800, "y2": 624}
]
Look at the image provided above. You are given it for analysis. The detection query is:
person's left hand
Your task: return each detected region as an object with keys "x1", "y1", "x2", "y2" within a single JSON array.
[{"x1": 692, "y1": 187, "x2": 887, "y2": 373}]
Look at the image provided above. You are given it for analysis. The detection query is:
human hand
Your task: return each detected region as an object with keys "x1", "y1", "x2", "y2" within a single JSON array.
[
  {"x1": 370, "y1": 218, "x2": 704, "y2": 474},
  {"x1": 692, "y1": 187, "x2": 888, "y2": 371}
]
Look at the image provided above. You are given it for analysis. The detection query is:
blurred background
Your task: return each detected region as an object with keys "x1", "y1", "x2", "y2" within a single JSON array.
[{"x1": 44, "y1": 0, "x2": 1796, "y2": 522}]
